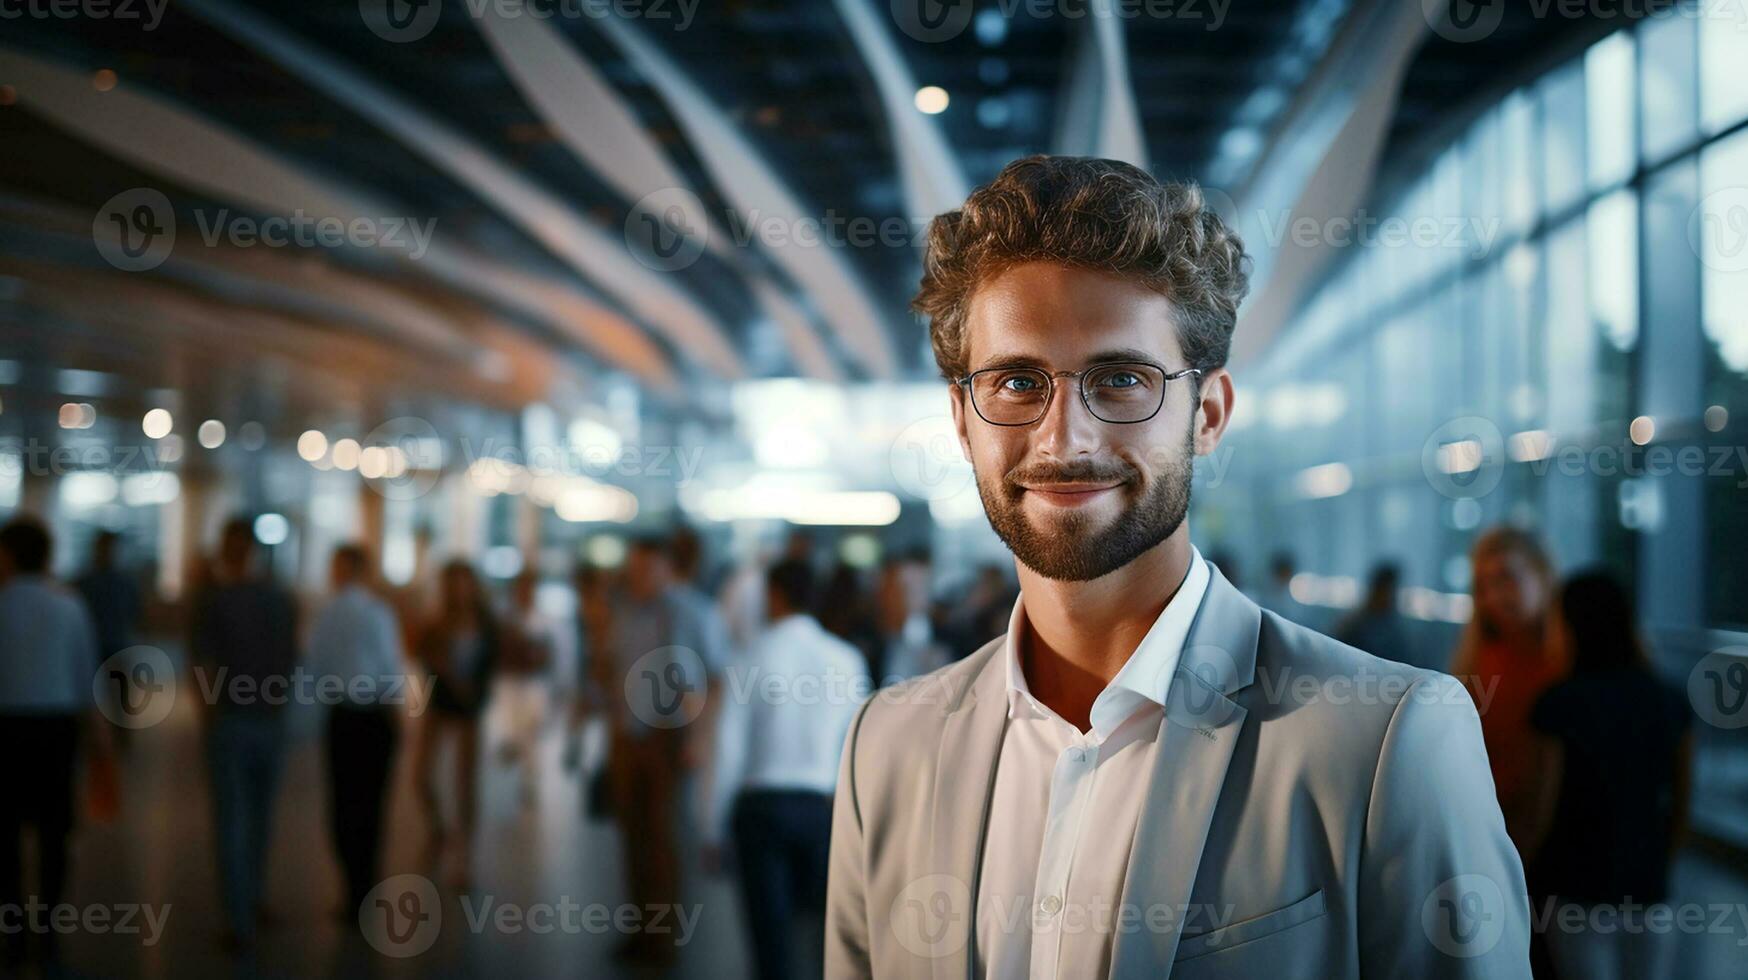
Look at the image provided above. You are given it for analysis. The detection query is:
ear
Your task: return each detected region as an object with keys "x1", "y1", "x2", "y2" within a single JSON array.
[
  {"x1": 948, "y1": 382, "x2": 974, "y2": 462},
  {"x1": 1193, "y1": 368, "x2": 1235, "y2": 457}
]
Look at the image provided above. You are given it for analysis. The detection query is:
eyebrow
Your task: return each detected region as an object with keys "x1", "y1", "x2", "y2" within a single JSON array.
[{"x1": 967, "y1": 347, "x2": 1168, "y2": 374}]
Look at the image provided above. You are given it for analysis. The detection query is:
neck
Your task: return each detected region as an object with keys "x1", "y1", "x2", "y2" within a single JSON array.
[{"x1": 1014, "y1": 527, "x2": 1194, "y2": 731}]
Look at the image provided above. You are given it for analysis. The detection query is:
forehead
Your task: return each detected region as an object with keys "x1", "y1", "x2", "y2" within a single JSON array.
[{"x1": 963, "y1": 261, "x2": 1184, "y2": 370}]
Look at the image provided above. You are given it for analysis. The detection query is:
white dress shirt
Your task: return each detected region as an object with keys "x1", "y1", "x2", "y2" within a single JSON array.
[
  {"x1": 306, "y1": 584, "x2": 405, "y2": 706},
  {"x1": 975, "y1": 547, "x2": 1211, "y2": 980},
  {"x1": 707, "y1": 613, "x2": 869, "y2": 841}
]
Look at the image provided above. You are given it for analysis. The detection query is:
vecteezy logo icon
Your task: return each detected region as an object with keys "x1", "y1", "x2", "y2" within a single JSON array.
[
  {"x1": 625, "y1": 188, "x2": 708, "y2": 272},
  {"x1": 1423, "y1": 0, "x2": 1504, "y2": 43},
  {"x1": 93, "y1": 189, "x2": 175, "y2": 272},
  {"x1": 624, "y1": 645, "x2": 708, "y2": 729},
  {"x1": 1421, "y1": 874, "x2": 1506, "y2": 958},
  {"x1": 360, "y1": 0, "x2": 442, "y2": 44},
  {"x1": 1689, "y1": 647, "x2": 1748, "y2": 729},
  {"x1": 1164, "y1": 645, "x2": 1240, "y2": 731},
  {"x1": 362, "y1": 416, "x2": 444, "y2": 501},
  {"x1": 889, "y1": 415, "x2": 973, "y2": 502},
  {"x1": 891, "y1": 0, "x2": 974, "y2": 43},
  {"x1": 1688, "y1": 187, "x2": 1748, "y2": 274},
  {"x1": 890, "y1": 874, "x2": 970, "y2": 958},
  {"x1": 93, "y1": 645, "x2": 176, "y2": 730},
  {"x1": 1421, "y1": 416, "x2": 1505, "y2": 500},
  {"x1": 360, "y1": 874, "x2": 441, "y2": 957}
]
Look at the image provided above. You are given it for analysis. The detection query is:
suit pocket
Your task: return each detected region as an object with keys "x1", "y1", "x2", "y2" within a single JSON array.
[{"x1": 1173, "y1": 889, "x2": 1327, "y2": 962}]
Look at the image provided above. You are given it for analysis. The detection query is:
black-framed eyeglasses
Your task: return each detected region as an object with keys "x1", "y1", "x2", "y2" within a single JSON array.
[{"x1": 955, "y1": 361, "x2": 1202, "y2": 427}]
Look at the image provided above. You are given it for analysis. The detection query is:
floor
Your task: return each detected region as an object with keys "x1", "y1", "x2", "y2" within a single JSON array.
[{"x1": 29, "y1": 686, "x2": 753, "y2": 980}]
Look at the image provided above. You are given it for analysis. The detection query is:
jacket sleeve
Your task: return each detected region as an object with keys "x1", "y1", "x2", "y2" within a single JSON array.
[
  {"x1": 825, "y1": 699, "x2": 874, "y2": 979},
  {"x1": 1359, "y1": 673, "x2": 1532, "y2": 979}
]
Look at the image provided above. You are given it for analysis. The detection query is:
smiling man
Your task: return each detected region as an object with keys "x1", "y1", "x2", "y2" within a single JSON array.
[{"x1": 824, "y1": 157, "x2": 1530, "y2": 979}]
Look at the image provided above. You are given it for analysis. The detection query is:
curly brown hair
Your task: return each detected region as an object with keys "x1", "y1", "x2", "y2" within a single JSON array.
[{"x1": 913, "y1": 155, "x2": 1251, "y2": 380}]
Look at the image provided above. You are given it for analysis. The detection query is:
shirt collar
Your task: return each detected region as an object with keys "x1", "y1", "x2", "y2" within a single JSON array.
[{"x1": 1003, "y1": 545, "x2": 1213, "y2": 741}]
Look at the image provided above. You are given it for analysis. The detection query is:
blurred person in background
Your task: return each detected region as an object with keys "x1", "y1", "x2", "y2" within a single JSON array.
[
  {"x1": 567, "y1": 562, "x2": 615, "y2": 815},
  {"x1": 705, "y1": 558, "x2": 867, "y2": 980},
  {"x1": 570, "y1": 563, "x2": 613, "y2": 707},
  {"x1": 874, "y1": 550, "x2": 948, "y2": 683},
  {"x1": 667, "y1": 526, "x2": 731, "y2": 767},
  {"x1": 498, "y1": 568, "x2": 555, "y2": 808},
  {"x1": 815, "y1": 561, "x2": 877, "y2": 666},
  {"x1": 0, "y1": 517, "x2": 107, "y2": 967},
  {"x1": 306, "y1": 543, "x2": 405, "y2": 919},
  {"x1": 718, "y1": 553, "x2": 769, "y2": 656},
  {"x1": 602, "y1": 536, "x2": 722, "y2": 966},
  {"x1": 1206, "y1": 548, "x2": 1242, "y2": 592},
  {"x1": 76, "y1": 530, "x2": 141, "y2": 736},
  {"x1": 1334, "y1": 562, "x2": 1411, "y2": 666},
  {"x1": 412, "y1": 559, "x2": 499, "y2": 889},
  {"x1": 1521, "y1": 571, "x2": 1692, "y2": 980},
  {"x1": 936, "y1": 563, "x2": 1015, "y2": 659},
  {"x1": 1256, "y1": 550, "x2": 1317, "y2": 628},
  {"x1": 188, "y1": 517, "x2": 298, "y2": 951},
  {"x1": 1450, "y1": 526, "x2": 1565, "y2": 849}
]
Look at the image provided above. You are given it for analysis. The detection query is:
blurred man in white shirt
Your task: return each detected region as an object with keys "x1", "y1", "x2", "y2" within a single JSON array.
[
  {"x1": 709, "y1": 558, "x2": 868, "y2": 980},
  {"x1": 306, "y1": 543, "x2": 405, "y2": 917},
  {"x1": 497, "y1": 569, "x2": 555, "y2": 807}
]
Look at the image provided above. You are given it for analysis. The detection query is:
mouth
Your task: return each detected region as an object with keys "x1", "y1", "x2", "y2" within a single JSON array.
[{"x1": 1019, "y1": 482, "x2": 1124, "y2": 507}]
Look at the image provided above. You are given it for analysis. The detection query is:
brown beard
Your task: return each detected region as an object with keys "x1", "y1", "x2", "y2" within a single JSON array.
[{"x1": 977, "y1": 425, "x2": 1195, "y2": 582}]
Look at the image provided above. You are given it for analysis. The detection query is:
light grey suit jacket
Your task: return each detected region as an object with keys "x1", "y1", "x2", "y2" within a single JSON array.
[{"x1": 825, "y1": 562, "x2": 1530, "y2": 978}]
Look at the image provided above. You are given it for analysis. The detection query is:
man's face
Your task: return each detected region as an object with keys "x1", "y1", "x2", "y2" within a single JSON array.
[{"x1": 950, "y1": 262, "x2": 1232, "y2": 582}]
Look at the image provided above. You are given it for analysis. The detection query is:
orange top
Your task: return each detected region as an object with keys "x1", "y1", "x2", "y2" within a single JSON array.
[{"x1": 1471, "y1": 639, "x2": 1567, "y2": 806}]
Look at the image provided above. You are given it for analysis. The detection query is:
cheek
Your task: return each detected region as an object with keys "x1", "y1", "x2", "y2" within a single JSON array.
[{"x1": 967, "y1": 428, "x2": 1025, "y2": 475}]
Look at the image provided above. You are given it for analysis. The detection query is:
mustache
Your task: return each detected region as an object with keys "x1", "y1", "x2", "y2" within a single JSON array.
[{"x1": 1004, "y1": 456, "x2": 1140, "y2": 487}]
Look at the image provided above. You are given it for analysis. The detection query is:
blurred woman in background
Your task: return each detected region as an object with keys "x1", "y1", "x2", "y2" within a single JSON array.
[
  {"x1": 1450, "y1": 526, "x2": 1565, "y2": 846},
  {"x1": 411, "y1": 560, "x2": 499, "y2": 888},
  {"x1": 497, "y1": 570, "x2": 555, "y2": 809},
  {"x1": 1521, "y1": 571, "x2": 1692, "y2": 980}
]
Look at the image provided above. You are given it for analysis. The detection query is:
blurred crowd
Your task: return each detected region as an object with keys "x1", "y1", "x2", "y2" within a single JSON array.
[{"x1": 0, "y1": 515, "x2": 1694, "y2": 980}]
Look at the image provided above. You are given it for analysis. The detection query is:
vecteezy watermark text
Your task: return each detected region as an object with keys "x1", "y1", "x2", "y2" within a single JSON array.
[
  {"x1": 359, "y1": 0, "x2": 700, "y2": 43},
  {"x1": 93, "y1": 189, "x2": 437, "y2": 273},
  {"x1": 0, "y1": 899, "x2": 171, "y2": 946},
  {"x1": 0, "y1": 0, "x2": 168, "y2": 29}
]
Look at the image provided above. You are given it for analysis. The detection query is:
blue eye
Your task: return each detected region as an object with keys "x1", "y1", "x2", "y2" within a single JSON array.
[
  {"x1": 1001, "y1": 375, "x2": 1041, "y2": 392},
  {"x1": 1099, "y1": 372, "x2": 1140, "y2": 389}
]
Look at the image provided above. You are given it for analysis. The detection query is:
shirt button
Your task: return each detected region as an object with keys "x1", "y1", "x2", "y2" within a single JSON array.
[
  {"x1": 1039, "y1": 895, "x2": 1063, "y2": 916},
  {"x1": 1067, "y1": 748, "x2": 1085, "y2": 763}
]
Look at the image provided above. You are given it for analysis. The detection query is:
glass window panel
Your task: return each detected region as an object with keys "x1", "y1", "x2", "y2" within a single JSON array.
[
  {"x1": 1540, "y1": 62, "x2": 1588, "y2": 217},
  {"x1": 1501, "y1": 90, "x2": 1539, "y2": 238},
  {"x1": 1465, "y1": 110, "x2": 1503, "y2": 251},
  {"x1": 1587, "y1": 189, "x2": 1639, "y2": 355},
  {"x1": 1639, "y1": 12, "x2": 1699, "y2": 164},
  {"x1": 1700, "y1": 0, "x2": 1748, "y2": 133},
  {"x1": 1699, "y1": 129, "x2": 1748, "y2": 379},
  {"x1": 1544, "y1": 217, "x2": 1594, "y2": 436},
  {"x1": 1586, "y1": 31, "x2": 1637, "y2": 191}
]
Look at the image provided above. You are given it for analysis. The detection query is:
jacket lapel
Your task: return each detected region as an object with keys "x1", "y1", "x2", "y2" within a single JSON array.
[
  {"x1": 927, "y1": 639, "x2": 1010, "y2": 980},
  {"x1": 1108, "y1": 564, "x2": 1261, "y2": 977}
]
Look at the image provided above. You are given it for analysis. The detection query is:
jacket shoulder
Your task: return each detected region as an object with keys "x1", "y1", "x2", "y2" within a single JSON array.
[
  {"x1": 1254, "y1": 609, "x2": 1466, "y2": 718},
  {"x1": 853, "y1": 637, "x2": 998, "y2": 752}
]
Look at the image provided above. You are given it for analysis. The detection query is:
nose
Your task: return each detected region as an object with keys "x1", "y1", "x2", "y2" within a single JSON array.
[{"x1": 1033, "y1": 378, "x2": 1102, "y2": 460}]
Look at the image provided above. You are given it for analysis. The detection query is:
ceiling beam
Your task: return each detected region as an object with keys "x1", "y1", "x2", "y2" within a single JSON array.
[
  {"x1": 474, "y1": 9, "x2": 846, "y2": 382},
  {"x1": 830, "y1": 0, "x2": 971, "y2": 222},
  {"x1": 594, "y1": 13, "x2": 901, "y2": 379},
  {"x1": 1228, "y1": 0, "x2": 1431, "y2": 368},
  {"x1": 179, "y1": 0, "x2": 746, "y2": 381}
]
